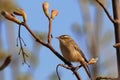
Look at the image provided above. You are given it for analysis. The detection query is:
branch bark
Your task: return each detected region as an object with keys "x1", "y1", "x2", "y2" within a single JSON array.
[
  {"x1": 112, "y1": 0, "x2": 120, "y2": 78},
  {"x1": 96, "y1": 0, "x2": 120, "y2": 79},
  {"x1": 96, "y1": 0, "x2": 119, "y2": 23}
]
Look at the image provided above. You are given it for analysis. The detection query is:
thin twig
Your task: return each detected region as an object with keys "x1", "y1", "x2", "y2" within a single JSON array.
[
  {"x1": 113, "y1": 43, "x2": 120, "y2": 48},
  {"x1": 22, "y1": 22, "x2": 70, "y2": 65},
  {"x1": 96, "y1": 0, "x2": 119, "y2": 24},
  {"x1": 48, "y1": 18, "x2": 53, "y2": 44},
  {"x1": 56, "y1": 64, "x2": 83, "y2": 80},
  {"x1": 22, "y1": 21, "x2": 82, "y2": 80},
  {"x1": 56, "y1": 64, "x2": 62, "y2": 80},
  {"x1": 1, "y1": 10, "x2": 82, "y2": 80},
  {"x1": 57, "y1": 64, "x2": 72, "y2": 69},
  {"x1": 74, "y1": 65, "x2": 82, "y2": 71},
  {"x1": 17, "y1": 24, "x2": 28, "y2": 65}
]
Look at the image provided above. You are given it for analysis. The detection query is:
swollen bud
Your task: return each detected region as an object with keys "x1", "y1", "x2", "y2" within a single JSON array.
[
  {"x1": 51, "y1": 10, "x2": 59, "y2": 19},
  {"x1": 1, "y1": 11, "x2": 21, "y2": 24},
  {"x1": 43, "y1": 2, "x2": 50, "y2": 18},
  {"x1": 14, "y1": 8, "x2": 27, "y2": 22},
  {"x1": 88, "y1": 58, "x2": 98, "y2": 65}
]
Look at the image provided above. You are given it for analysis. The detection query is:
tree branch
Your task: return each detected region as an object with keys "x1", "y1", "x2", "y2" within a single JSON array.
[
  {"x1": 1, "y1": 2, "x2": 88, "y2": 79},
  {"x1": 48, "y1": 18, "x2": 53, "y2": 44},
  {"x1": 22, "y1": 22, "x2": 82, "y2": 80},
  {"x1": 96, "y1": 0, "x2": 119, "y2": 24},
  {"x1": 112, "y1": 0, "x2": 120, "y2": 78},
  {"x1": 96, "y1": 0, "x2": 120, "y2": 79},
  {"x1": 0, "y1": 55, "x2": 12, "y2": 71}
]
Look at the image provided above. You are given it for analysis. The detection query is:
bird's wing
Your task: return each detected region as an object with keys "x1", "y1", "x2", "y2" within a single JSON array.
[{"x1": 71, "y1": 40, "x2": 88, "y2": 63}]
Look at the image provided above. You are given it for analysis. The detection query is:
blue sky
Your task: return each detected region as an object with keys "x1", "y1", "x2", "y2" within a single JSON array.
[
  {"x1": 4, "y1": 0, "x2": 116, "y2": 80},
  {"x1": 16, "y1": 0, "x2": 90, "y2": 80}
]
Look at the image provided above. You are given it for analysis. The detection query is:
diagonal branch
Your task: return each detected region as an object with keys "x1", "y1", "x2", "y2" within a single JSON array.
[
  {"x1": 0, "y1": 55, "x2": 12, "y2": 71},
  {"x1": 96, "y1": 0, "x2": 119, "y2": 24},
  {"x1": 22, "y1": 22, "x2": 82, "y2": 80},
  {"x1": 1, "y1": 5, "x2": 83, "y2": 79}
]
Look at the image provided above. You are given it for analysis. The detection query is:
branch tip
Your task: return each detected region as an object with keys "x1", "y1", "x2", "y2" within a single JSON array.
[
  {"x1": 1, "y1": 11, "x2": 21, "y2": 24},
  {"x1": 51, "y1": 10, "x2": 59, "y2": 19},
  {"x1": 43, "y1": 2, "x2": 50, "y2": 19},
  {"x1": 113, "y1": 43, "x2": 120, "y2": 48}
]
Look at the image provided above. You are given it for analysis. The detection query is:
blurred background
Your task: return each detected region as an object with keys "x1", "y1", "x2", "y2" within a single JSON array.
[{"x1": 0, "y1": 0, "x2": 117, "y2": 80}]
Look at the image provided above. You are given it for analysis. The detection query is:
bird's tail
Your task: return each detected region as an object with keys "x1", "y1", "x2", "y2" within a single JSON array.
[{"x1": 82, "y1": 62, "x2": 92, "y2": 80}]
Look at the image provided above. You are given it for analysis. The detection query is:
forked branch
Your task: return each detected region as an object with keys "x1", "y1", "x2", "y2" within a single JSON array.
[
  {"x1": 1, "y1": 1, "x2": 99, "y2": 80},
  {"x1": 1, "y1": 2, "x2": 82, "y2": 80},
  {"x1": 96, "y1": 0, "x2": 119, "y2": 23}
]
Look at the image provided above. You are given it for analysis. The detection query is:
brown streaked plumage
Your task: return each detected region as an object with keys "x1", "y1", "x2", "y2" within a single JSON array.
[{"x1": 57, "y1": 35, "x2": 92, "y2": 80}]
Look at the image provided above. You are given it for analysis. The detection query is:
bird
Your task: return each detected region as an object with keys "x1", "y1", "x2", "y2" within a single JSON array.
[{"x1": 56, "y1": 35, "x2": 92, "y2": 80}]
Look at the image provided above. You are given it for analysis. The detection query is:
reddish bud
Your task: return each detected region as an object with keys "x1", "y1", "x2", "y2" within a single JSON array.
[
  {"x1": 1, "y1": 11, "x2": 21, "y2": 24},
  {"x1": 43, "y1": 2, "x2": 50, "y2": 17},
  {"x1": 51, "y1": 10, "x2": 59, "y2": 19},
  {"x1": 14, "y1": 8, "x2": 27, "y2": 22}
]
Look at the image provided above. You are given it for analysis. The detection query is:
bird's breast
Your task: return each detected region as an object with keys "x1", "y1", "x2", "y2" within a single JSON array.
[{"x1": 60, "y1": 42, "x2": 84, "y2": 62}]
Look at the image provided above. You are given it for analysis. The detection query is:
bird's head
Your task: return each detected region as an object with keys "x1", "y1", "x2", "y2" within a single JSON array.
[{"x1": 56, "y1": 35, "x2": 72, "y2": 42}]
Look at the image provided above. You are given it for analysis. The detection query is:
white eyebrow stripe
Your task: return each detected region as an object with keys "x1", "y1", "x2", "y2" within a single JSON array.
[{"x1": 62, "y1": 35, "x2": 70, "y2": 38}]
